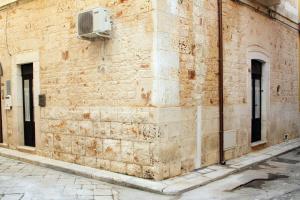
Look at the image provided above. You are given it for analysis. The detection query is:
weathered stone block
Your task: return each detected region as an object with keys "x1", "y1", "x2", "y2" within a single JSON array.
[
  {"x1": 138, "y1": 124, "x2": 158, "y2": 141},
  {"x1": 47, "y1": 120, "x2": 67, "y2": 134},
  {"x1": 85, "y1": 108, "x2": 101, "y2": 121},
  {"x1": 66, "y1": 120, "x2": 79, "y2": 135},
  {"x1": 93, "y1": 122, "x2": 110, "y2": 138},
  {"x1": 44, "y1": 107, "x2": 69, "y2": 120},
  {"x1": 97, "y1": 159, "x2": 110, "y2": 171},
  {"x1": 53, "y1": 134, "x2": 72, "y2": 153},
  {"x1": 85, "y1": 157, "x2": 97, "y2": 168},
  {"x1": 181, "y1": 159, "x2": 195, "y2": 173},
  {"x1": 142, "y1": 165, "x2": 162, "y2": 180},
  {"x1": 79, "y1": 121, "x2": 93, "y2": 137},
  {"x1": 72, "y1": 136, "x2": 86, "y2": 156},
  {"x1": 75, "y1": 155, "x2": 85, "y2": 165},
  {"x1": 127, "y1": 164, "x2": 142, "y2": 177},
  {"x1": 122, "y1": 123, "x2": 139, "y2": 139},
  {"x1": 161, "y1": 163, "x2": 170, "y2": 179},
  {"x1": 40, "y1": 133, "x2": 53, "y2": 151},
  {"x1": 110, "y1": 161, "x2": 127, "y2": 174},
  {"x1": 100, "y1": 109, "x2": 118, "y2": 122},
  {"x1": 54, "y1": 152, "x2": 76, "y2": 163},
  {"x1": 102, "y1": 139, "x2": 121, "y2": 161},
  {"x1": 85, "y1": 137, "x2": 97, "y2": 157},
  {"x1": 170, "y1": 160, "x2": 181, "y2": 177},
  {"x1": 110, "y1": 122, "x2": 123, "y2": 138},
  {"x1": 133, "y1": 142, "x2": 150, "y2": 165},
  {"x1": 159, "y1": 142, "x2": 180, "y2": 163},
  {"x1": 121, "y1": 141, "x2": 133, "y2": 163}
]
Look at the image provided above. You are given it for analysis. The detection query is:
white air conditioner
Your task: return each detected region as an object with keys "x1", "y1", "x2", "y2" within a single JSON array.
[
  {"x1": 255, "y1": 0, "x2": 281, "y2": 7},
  {"x1": 78, "y1": 7, "x2": 112, "y2": 39}
]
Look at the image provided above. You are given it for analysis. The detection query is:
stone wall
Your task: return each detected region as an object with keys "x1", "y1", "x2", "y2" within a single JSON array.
[
  {"x1": 0, "y1": 0, "x2": 166, "y2": 180},
  {"x1": 222, "y1": 0, "x2": 299, "y2": 160},
  {"x1": 154, "y1": 0, "x2": 299, "y2": 167}
]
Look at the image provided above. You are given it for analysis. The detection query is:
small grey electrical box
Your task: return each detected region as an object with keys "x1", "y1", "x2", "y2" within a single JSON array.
[
  {"x1": 39, "y1": 94, "x2": 46, "y2": 107},
  {"x1": 6, "y1": 80, "x2": 11, "y2": 95}
]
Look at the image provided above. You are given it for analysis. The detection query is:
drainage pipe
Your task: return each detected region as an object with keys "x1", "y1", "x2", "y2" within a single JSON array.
[{"x1": 217, "y1": 0, "x2": 225, "y2": 165}]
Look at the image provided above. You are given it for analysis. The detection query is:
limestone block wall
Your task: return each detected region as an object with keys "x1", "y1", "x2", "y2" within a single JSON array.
[
  {"x1": 156, "y1": 0, "x2": 300, "y2": 168},
  {"x1": 0, "y1": 0, "x2": 169, "y2": 180},
  {"x1": 0, "y1": 0, "x2": 198, "y2": 180},
  {"x1": 221, "y1": 0, "x2": 300, "y2": 160}
]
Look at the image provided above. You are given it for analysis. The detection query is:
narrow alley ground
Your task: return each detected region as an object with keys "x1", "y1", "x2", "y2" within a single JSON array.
[{"x1": 0, "y1": 148, "x2": 299, "y2": 200}]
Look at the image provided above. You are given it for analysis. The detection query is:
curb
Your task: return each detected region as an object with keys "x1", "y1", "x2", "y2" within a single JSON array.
[{"x1": 0, "y1": 138, "x2": 299, "y2": 195}]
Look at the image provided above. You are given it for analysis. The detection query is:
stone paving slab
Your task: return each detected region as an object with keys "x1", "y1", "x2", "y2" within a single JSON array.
[
  {"x1": 0, "y1": 138, "x2": 299, "y2": 195},
  {"x1": 0, "y1": 156, "x2": 170, "y2": 200}
]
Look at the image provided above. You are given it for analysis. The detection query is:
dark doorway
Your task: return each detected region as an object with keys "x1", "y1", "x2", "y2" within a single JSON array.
[
  {"x1": 21, "y1": 64, "x2": 35, "y2": 147},
  {"x1": 251, "y1": 60, "x2": 262, "y2": 143}
]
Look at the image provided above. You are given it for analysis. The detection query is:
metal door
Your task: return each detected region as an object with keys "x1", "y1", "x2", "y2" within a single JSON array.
[
  {"x1": 22, "y1": 64, "x2": 35, "y2": 147},
  {"x1": 251, "y1": 60, "x2": 262, "y2": 143}
]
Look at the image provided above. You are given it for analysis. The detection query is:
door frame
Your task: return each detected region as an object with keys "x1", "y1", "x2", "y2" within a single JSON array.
[
  {"x1": 11, "y1": 51, "x2": 40, "y2": 149},
  {"x1": 0, "y1": 78, "x2": 2, "y2": 144},
  {"x1": 247, "y1": 46, "x2": 270, "y2": 145}
]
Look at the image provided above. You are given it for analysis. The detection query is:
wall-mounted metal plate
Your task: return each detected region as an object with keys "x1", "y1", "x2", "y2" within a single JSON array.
[
  {"x1": 38, "y1": 94, "x2": 46, "y2": 107},
  {"x1": 6, "y1": 80, "x2": 11, "y2": 95}
]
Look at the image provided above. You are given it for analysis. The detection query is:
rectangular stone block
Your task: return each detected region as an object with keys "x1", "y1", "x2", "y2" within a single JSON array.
[
  {"x1": 138, "y1": 124, "x2": 158, "y2": 141},
  {"x1": 84, "y1": 157, "x2": 97, "y2": 168},
  {"x1": 170, "y1": 160, "x2": 181, "y2": 177},
  {"x1": 40, "y1": 133, "x2": 53, "y2": 151},
  {"x1": 121, "y1": 141, "x2": 133, "y2": 163},
  {"x1": 100, "y1": 109, "x2": 118, "y2": 122},
  {"x1": 102, "y1": 139, "x2": 121, "y2": 161},
  {"x1": 110, "y1": 122, "x2": 123, "y2": 138},
  {"x1": 97, "y1": 159, "x2": 110, "y2": 171},
  {"x1": 79, "y1": 121, "x2": 93, "y2": 137},
  {"x1": 127, "y1": 164, "x2": 142, "y2": 177},
  {"x1": 65, "y1": 120, "x2": 79, "y2": 135},
  {"x1": 53, "y1": 134, "x2": 72, "y2": 153},
  {"x1": 122, "y1": 123, "x2": 139, "y2": 139},
  {"x1": 54, "y1": 152, "x2": 75, "y2": 163},
  {"x1": 133, "y1": 142, "x2": 150, "y2": 165},
  {"x1": 85, "y1": 137, "x2": 97, "y2": 157},
  {"x1": 110, "y1": 161, "x2": 127, "y2": 174},
  {"x1": 93, "y1": 122, "x2": 110, "y2": 138},
  {"x1": 142, "y1": 165, "x2": 161, "y2": 180},
  {"x1": 72, "y1": 136, "x2": 86, "y2": 156}
]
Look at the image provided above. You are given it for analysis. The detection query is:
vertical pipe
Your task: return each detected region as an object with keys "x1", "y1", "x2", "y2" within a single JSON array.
[
  {"x1": 218, "y1": 0, "x2": 225, "y2": 165},
  {"x1": 298, "y1": 0, "x2": 300, "y2": 112}
]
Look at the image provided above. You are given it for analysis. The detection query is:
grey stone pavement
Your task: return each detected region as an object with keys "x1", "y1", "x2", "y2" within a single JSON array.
[
  {"x1": 0, "y1": 156, "x2": 170, "y2": 200},
  {"x1": 0, "y1": 148, "x2": 300, "y2": 200},
  {"x1": 179, "y1": 147, "x2": 300, "y2": 200}
]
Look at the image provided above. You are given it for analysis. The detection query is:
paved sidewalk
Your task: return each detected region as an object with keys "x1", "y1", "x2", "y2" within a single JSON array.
[
  {"x1": 0, "y1": 138, "x2": 299, "y2": 195},
  {"x1": 180, "y1": 148, "x2": 300, "y2": 200},
  {"x1": 0, "y1": 156, "x2": 171, "y2": 200}
]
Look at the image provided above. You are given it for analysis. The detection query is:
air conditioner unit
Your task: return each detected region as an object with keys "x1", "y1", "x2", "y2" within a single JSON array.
[
  {"x1": 78, "y1": 7, "x2": 112, "y2": 39},
  {"x1": 255, "y1": 0, "x2": 281, "y2": 7}
]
